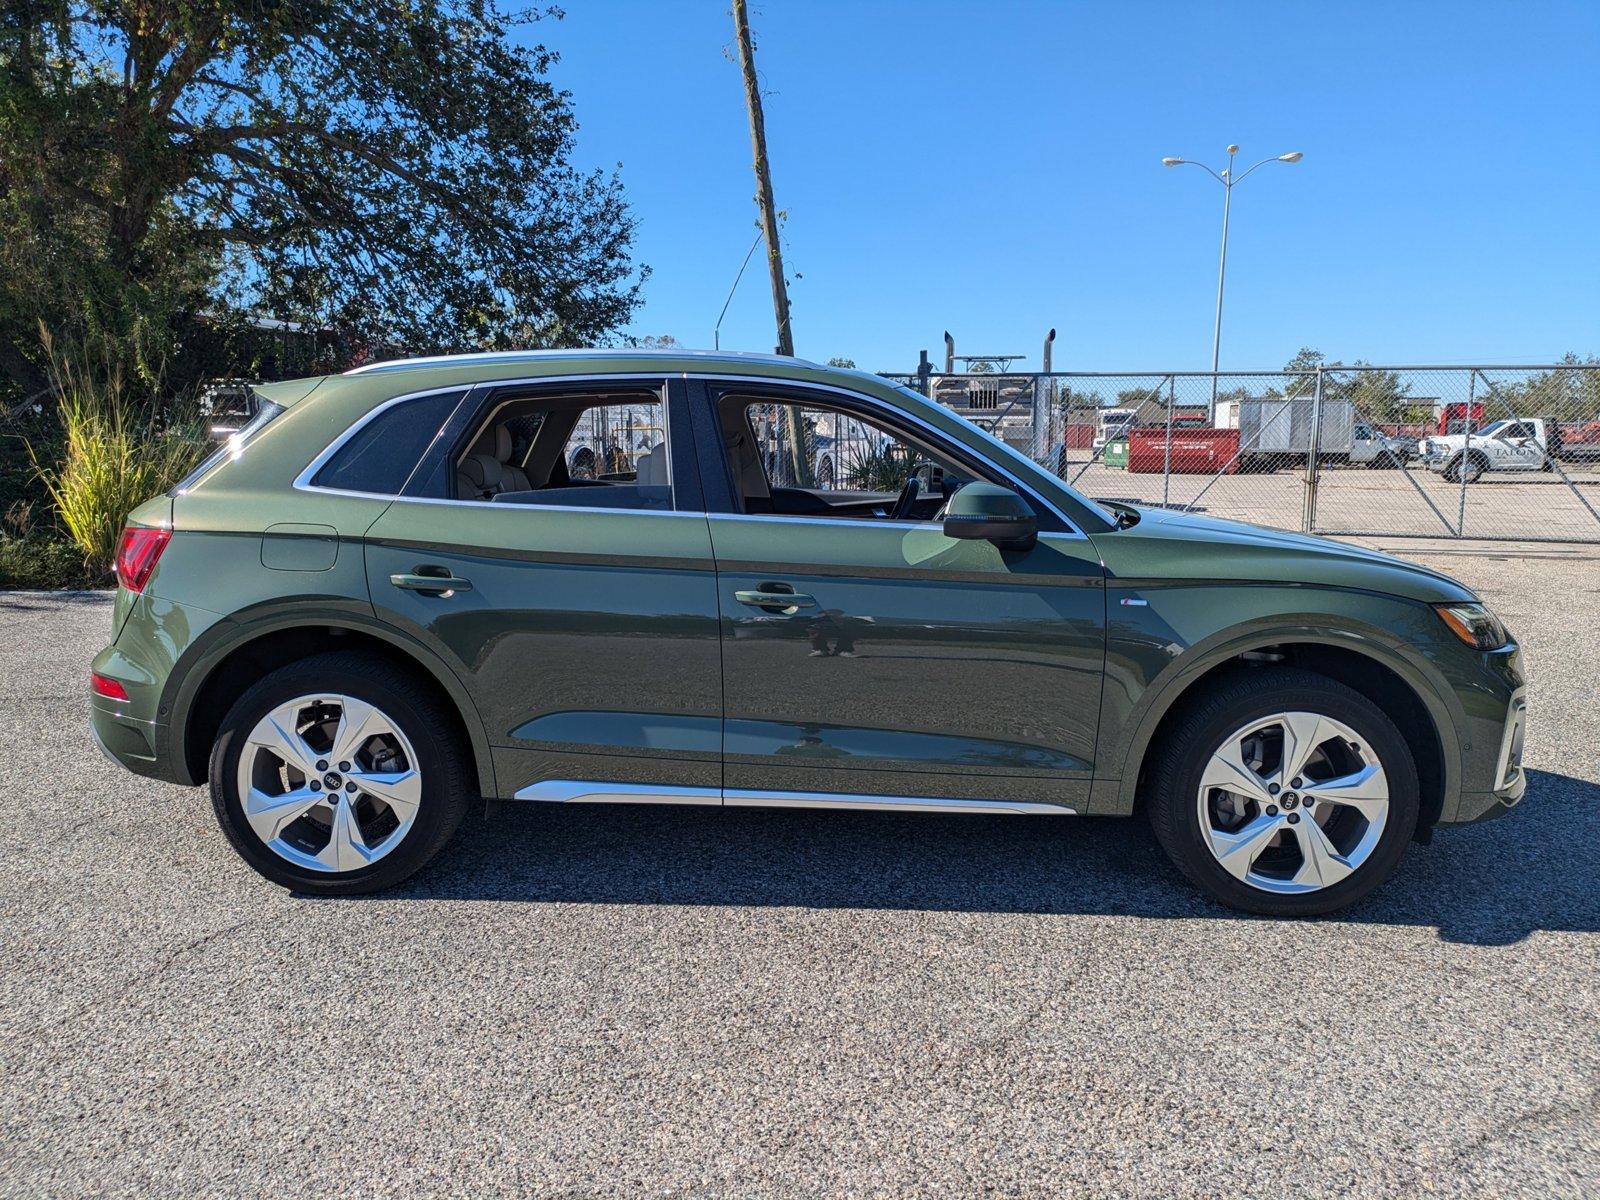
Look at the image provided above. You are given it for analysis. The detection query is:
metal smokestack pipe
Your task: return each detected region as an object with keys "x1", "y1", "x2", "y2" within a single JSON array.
[
  {"x1": 1042, "y1": 327, "x2": 1056, "y2": 374},
  {"x1": 943, "y1": 331, "x2": 954, "y2": 374}
]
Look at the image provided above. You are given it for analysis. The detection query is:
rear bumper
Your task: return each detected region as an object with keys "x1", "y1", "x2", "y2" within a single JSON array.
[
  {"x1": 90, "y1": 634, "x2": 192, "y2": 785},
  {"x1": 89, "y1": 589, "x2": 229, "y2": 788},
  {"x1": 89, "y1": 696, "x2": 181, "y2": 782}
]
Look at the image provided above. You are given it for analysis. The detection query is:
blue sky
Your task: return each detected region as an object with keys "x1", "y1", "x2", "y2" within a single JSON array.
[{"x1": 535, "y1": 1, "x2": 1599, "y2": 373}]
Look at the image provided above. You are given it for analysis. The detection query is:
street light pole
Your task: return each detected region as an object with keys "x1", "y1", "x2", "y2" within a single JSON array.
[
  {"x1": 1163, "y1": 145, "x2": 1303, "y2": 421},
  {"x1": 1208, "y1": 146, "x2": 1236, "y2": 419}
]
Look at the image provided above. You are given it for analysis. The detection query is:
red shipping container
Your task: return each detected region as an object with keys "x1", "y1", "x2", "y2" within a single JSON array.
[{"x1": 1127, "y1": 428, "x2": 1240, "y2": 474}]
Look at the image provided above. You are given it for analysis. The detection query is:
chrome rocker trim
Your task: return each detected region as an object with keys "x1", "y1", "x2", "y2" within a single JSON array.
[{"x1": 513, "y1": 779, "x2": 1075, "y2": 816}]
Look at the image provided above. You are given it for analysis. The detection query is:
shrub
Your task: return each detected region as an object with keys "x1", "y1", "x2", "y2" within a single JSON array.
[
  {"x1": 0, "y1": 537, "x2": 95, "y2": 589},
  {"x1": 30, "y1": 339, "x2": 206, "y2": 577}
]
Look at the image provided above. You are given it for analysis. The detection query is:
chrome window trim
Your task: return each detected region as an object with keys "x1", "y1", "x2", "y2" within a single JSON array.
[
  {"x1": 294, "y1": 369, "x2": 1087, "y2": 538},
  {"x1": 710, "y1": 513, "x2": 1090, "y2": 551},
  {"x1": 379, "y1": 494, "x2": 704, "y2": 519},
  {"x1": 709, "y1": 513, "x2": 947, "y2": 532},
  {"x1": 513, "y1": 778, "x2": 1076, "y2": 815}
]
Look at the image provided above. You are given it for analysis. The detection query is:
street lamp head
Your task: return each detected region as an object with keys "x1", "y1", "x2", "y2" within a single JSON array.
[
  {"x1": 1161, "y1": 157, "x2": 1183, "y2": 167},
  {"x1": 1278, "y1": 151, "x2": 1304, "y2": 163},
  {"x1": 1226, "y1": 144, "x2": 1239, "y2": 155}
]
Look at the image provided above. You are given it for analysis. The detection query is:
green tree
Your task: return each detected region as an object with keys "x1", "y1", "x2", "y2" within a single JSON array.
[
  {"x1": 826, "y1": 356, "x2": 856, "y2": 369},
  {"x1": 1, "y1": 1, "x2": 643, "y2": 398},
  {"x1": 1282, "y1": 349, "x2": 1411, "y2": 422},
  {"x1": 1490, "y1": 353, "x2": 1600, "y2": 421}
]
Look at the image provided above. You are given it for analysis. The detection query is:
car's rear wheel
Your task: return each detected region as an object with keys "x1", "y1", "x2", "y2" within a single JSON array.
[
  {"x1": 1146, "y1": 668, "x2": 1419, "y2": 916},
  {"x1": 209, "y1": 652, "x2": 471, "y2": 894}
]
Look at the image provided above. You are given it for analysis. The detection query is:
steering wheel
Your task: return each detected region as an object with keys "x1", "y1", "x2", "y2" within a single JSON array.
[{"x1": 888, "y1": 464, "x2": 929, "y2": 521}]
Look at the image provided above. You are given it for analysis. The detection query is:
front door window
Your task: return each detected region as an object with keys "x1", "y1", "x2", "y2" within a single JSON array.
[{"x1": 729, "y1": 398, "x2": 986, "y2": 524}]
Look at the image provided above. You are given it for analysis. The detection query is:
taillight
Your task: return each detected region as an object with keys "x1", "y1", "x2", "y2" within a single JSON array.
[
  {"x1": 114, "y1": 526, "x2": 172, "y2": 593},
  {"x1": 90, "y1": 671, "x2": 129, "y2": 701}
]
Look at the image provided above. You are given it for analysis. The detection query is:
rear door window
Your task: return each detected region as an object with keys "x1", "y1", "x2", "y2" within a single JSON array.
[{"x1": 450, "y1": 390, "x2": 674, "y2": 511}]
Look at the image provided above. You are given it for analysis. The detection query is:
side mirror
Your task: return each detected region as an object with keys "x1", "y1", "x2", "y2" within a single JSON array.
[{"x1": 943, "y1": 482, "x2": 1037, "y2": 551}]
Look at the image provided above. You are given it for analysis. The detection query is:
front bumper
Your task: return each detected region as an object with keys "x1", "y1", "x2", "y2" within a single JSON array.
[{"x1": 1449, "y1": 684, "x2": 1528, "y2": 824}]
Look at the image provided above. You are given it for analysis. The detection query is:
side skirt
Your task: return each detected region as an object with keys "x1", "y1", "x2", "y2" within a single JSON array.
[{"x1": 512, "y1": 779, "x2": 1075, "y2": 816}]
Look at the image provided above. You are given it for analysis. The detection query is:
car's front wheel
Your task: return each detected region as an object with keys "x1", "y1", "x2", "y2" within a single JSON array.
[
  {"x1": 1444, "y1": 452, "x2": 1488, "y2": 484},
  {"x1": 209, "y1": 651, "x2": 472, "y2": 894},
  {"x1": 1146, "y1": 668, "x2": 1420, "y2": 916}
]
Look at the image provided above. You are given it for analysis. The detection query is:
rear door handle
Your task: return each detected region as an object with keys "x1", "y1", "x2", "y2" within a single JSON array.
[
  {"x1": 390, "y1": 571, "x2": 473, "y2": 597},
  {"x1": 735, "y1": 588, "x2": 815, "y2": 610}
]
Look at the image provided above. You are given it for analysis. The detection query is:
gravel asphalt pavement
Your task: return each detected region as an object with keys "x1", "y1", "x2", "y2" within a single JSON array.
[{"x1": 1, "y1": 541, "x2": 1596, "y2": 1198}]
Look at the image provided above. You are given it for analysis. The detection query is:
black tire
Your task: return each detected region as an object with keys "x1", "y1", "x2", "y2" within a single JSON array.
[
  {"x1": 1446, "y1": 452, "x2": 1488, "y2": 484},
  {"x1": 209, "y1": 651, "x2": 473, "y2": 895},
  {"x1": 1145, "y1": 667, "x2": 1420, "y2": 917}
]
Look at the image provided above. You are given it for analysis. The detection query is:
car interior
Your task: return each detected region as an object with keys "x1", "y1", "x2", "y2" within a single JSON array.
[
  {"x1": 717, "y1": 394, "x2": 980, "y2": 523},
  {"x1": 449, "y1": 388, "x2": 1019, "y2": 524},
  {"x1": 454, "y1": 390, "x2": 672, "y2": 510}
]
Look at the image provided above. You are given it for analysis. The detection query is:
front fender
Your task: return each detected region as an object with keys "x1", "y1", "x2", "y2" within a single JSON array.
[{"x1": 1086, "y1": 585, "x2": 1465, "y2": 817}]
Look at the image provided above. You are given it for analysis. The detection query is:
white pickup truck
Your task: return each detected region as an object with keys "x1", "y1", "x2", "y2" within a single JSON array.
[{"x1": 1419, "y1": 418, "x2": 1551, "y2": 483}]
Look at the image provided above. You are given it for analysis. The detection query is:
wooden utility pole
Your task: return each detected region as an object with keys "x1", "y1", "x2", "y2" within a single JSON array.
[{"x1": 732, "y1": 0, "x2": 810, "y2": 484}]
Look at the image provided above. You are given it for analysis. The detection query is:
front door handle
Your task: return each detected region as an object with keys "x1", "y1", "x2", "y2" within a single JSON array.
[
  {"x1": 391, "y1": 570, "x2": 473, "y2": 597},
  {"x1": 735, "y1": 588, "x2": 815, "y2": 610}
]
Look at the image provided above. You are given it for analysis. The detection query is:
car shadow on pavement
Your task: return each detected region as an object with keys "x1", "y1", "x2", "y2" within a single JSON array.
[{"x1": 381, "y1": 768, "x2": 1596, "y2": 946}]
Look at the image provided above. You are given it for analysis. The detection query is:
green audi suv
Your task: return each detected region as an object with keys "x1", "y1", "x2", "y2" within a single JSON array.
[{"x1": 89, "y1": 351, "x2": 1527, "y2": 915}]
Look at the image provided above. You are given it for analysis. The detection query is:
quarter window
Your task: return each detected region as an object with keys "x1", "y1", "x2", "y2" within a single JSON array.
[{"x1": 311, "y1": 390, "x2": 464, "y2": 495}]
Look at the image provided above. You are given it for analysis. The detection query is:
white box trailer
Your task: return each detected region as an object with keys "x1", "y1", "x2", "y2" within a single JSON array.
[{"x1": 1215, "y1": 394, "x2": 1355, "y2": 468}]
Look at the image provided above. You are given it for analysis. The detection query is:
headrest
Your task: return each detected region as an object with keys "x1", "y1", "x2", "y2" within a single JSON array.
[
  {"x1": 459, "y1": 454, "x2": 504, "y2": 494},
  {"x1": 636, "y1": 441, "x2": 668, "y2": 487},
  {"x1": 468, "y1": 424, "x2": 514, "y2": 463}
]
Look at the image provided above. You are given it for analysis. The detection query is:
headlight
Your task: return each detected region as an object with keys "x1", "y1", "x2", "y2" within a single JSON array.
[{"x1": 1434, "y1": 603, "x2": 1510, "y2": 650}]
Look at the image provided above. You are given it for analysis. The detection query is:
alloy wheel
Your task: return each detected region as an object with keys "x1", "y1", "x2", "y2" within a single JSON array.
[
  {"x1": 236, "y1": 693, "x2": 422, "y2": 873},
  {"x1": 1196, "y1": 711, "x2": 1389, "y2": 895}
]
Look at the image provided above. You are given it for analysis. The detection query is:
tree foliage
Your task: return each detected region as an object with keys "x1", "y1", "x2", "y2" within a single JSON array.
[{"x1": 1, "y1": 1, "x2": 643, "y2": 397}]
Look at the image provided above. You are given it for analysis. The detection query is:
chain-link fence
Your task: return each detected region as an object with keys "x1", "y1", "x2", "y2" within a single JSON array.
[{"x1": 880, "y1": 365, "x2": 1600, "y2": 542}]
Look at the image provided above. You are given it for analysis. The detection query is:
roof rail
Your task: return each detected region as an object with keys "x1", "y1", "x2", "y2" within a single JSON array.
[{"x1": 345, "y1": 348, "x2": 823, "y2": 376}]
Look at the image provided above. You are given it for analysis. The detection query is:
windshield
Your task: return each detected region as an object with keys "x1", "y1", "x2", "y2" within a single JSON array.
[
  {"x1": 891, "y1": 384, "x2": 1117, "y2": 526},
  {"x1": 1475, "y1": 420, "x2": 1511, "y2": 438}
]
